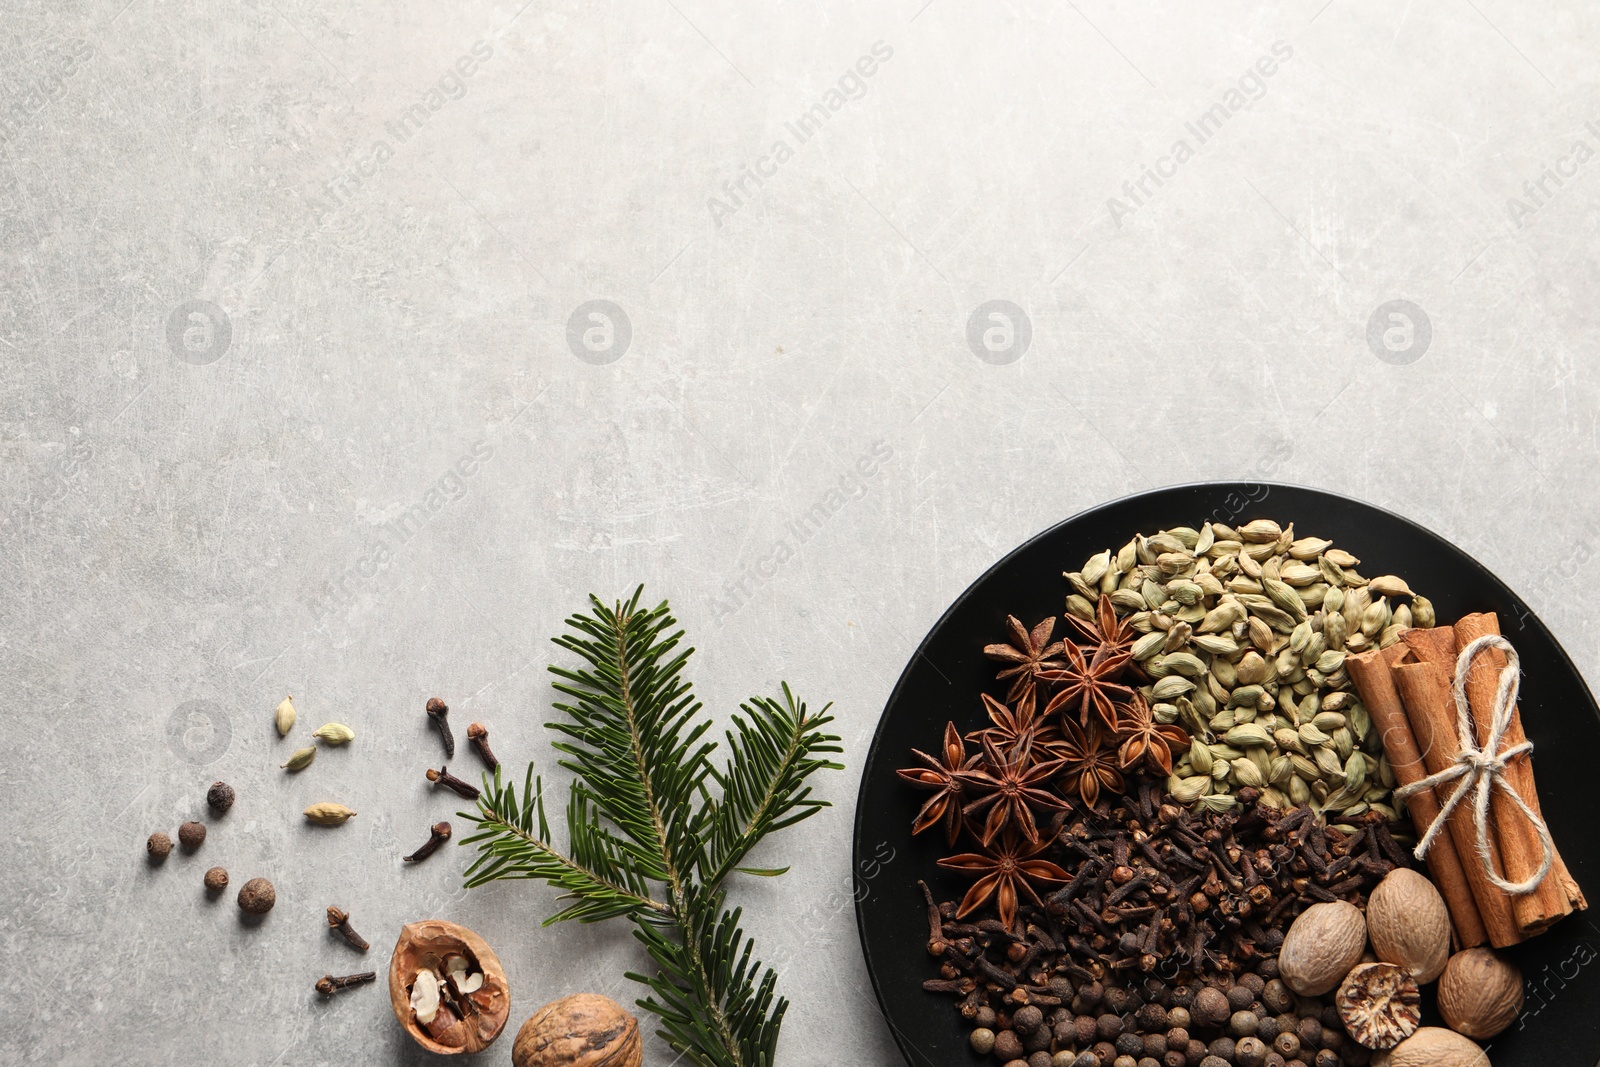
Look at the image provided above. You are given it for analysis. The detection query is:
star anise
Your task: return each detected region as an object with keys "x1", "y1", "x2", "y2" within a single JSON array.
[
  {"x1": 1039, "y1": 641, "x2": 1134, "y2": 731},
  {"x1": 896, "y1": 721, "x2": 984, "y2": 845},
  {"x1": 1113, "y1": 692, "x2": 1190, "y2": 776},
  {"x1": 983, "y1": 615, "x2": 1067, "y2": 702},
  {"x1": 1055, "y1": 717, "x2": 1125, "y2": 808},
  {"x1": 937, "y1": 830, "x2": 1070, "y2": 932},
  {"x1": 1065, "y1": 593, "x2": 1139, "y2": 665},
  {"x1": 965, "y1": 690, "x2": 1056, "y2": 754},
  {"x1": 962, "y1": 736, "x2": 1068, "y2": 845}
]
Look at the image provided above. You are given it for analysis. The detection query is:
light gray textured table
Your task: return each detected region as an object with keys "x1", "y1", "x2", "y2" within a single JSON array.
[{"x1": 3, "y1": 2, "x2": 1596, "y2": 1064}]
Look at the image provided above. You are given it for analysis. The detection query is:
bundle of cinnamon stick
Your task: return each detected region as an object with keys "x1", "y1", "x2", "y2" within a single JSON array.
[{"x1": 1347, "y1": 612, "x2": 1586, "y2": 949}]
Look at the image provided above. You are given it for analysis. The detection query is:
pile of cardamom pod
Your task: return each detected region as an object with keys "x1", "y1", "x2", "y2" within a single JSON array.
[{"x1": 1064, "y1": 519, "x2": 1433, "y2": 831}]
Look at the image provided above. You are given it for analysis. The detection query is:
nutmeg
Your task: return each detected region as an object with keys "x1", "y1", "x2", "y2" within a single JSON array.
[
  {"x1": 1279, "y1": 900, "x2": 1368, "y2": 996},
  {"x1": 1437, "y1": 948, "x2": 1523, "y2": 1040},
  {"x1": 1365, "y1": 869, "x2": 1450, "y2": 983},
  {"x1": 1336, "y1": 962, "x2": 1421, "y2": 1049},
  {"x1": 1371, "y1": 1026, "x2": 1490, "y2": 1067},
  {"x1": 512, "y1": 993, "x2": 642, "y2": 1067}
]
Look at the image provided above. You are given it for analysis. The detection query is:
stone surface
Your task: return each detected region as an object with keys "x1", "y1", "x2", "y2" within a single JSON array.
[{"x1": 2, "y1": 2, "x2": 1597, "y2": 1064}]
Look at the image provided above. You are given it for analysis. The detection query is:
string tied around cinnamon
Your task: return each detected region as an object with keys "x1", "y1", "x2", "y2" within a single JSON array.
[{"x1": 1393, "y1": 634, "x2": 1555, "y2": 895}]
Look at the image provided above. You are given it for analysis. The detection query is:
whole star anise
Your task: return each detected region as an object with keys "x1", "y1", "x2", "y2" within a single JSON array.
[
  {"x1": 1055, "y1": 716, "x2": 1124, "y2": 808},
  {"x1": 896, "y1": 721, "x2": 984, "y2": 845},
  {"x1": 1065, "y1": 593, "x2": 1139, "y2": 664},
  {"x1": 983, "y1": 615, "x2": 1067, "y2": 702},
  {"x1": 937, "y1": 830, "x2": 1070, "y2": 932},
  {"x1": 962, "y1": 736, "x2": 1068, "y2": 845},
  {"x1": 1039, "y1": 641, "x2": 1134, "y2": 731},
  {"x1": 1113, "y1": 692, "x2": 1190, "y2": 776},
  {"x1": 965, "y1": 691, "x2": 1055, "y2": 754}
]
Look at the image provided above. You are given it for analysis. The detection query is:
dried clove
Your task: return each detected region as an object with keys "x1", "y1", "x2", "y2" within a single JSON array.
[
  {"x1": 466, "y1": 722, "x2": 499, "y2": 771},
  {"x1": 327, "y1": 906, "x2": 370, "y2": 951},
  {"x1": 404, "y1": 821, "x2": 453, "y2": 863},
  {"x1": 316, "y1": 971, "x2": 377, "y2": 995},
  {"x1": 425, "y1": 697, "x2": 454, "y2": 758},
  {"x1": 426, "y1": 765, "x2": 480, "y2": 800}
]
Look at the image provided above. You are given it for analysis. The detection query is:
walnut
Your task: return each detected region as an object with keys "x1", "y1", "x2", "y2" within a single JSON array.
[
  {"x1": 1437, "y1": 948, "x2": 1523, "y2": 1039},
  {"x1": 1279, "y1": 900, "x2": 1368, "y2": 996},
  {"x1": 1336, "y1": 962, "x2": 1421, "y2": 1049},
  {"x1": 512, "y1": 994, "x2": 642, "y2": 1067},
  {"x1": 388, "y1": 920, "x2": 510, "y2": 1055},
  {"x1": 1371, "y1": 1026, "x2": 1491, "y2": 1067},
  {"x1": 1365, "y1": 869, "x2": 1450, "y2": 983}
]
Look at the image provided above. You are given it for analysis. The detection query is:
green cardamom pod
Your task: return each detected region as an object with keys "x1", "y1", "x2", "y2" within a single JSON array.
[
  {"x1": 1231, "y1": 758, "x2": 1265, "y2": 788},
  {"x1": 282, "y1": 746, "x2": 317, "y2": 771},
  {"x1": 1081, "y1": 549, "x2": 1112, "y2": 586},
  {"x1": 313, "y1": 722, "x2": 356, "y2": 744},
  {"x1": 1224, "y1": 723, "x2": 1273, "y2": 747},
  {"x1": 1412, "y1": 594, "x2": 1436, "y2": 629},
  {"x1": 303, "y1": 802, "x2": 357, "y2": 825},
  {"x1": 1151, "y1": 675, "x2": 1195, "y2": 701},
  {"x1": 275, "y1": 696, "x2": 297, "y2": 737}
]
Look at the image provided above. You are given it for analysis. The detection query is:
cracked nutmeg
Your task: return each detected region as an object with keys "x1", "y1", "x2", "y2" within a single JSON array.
[
  {"x1": 1337, "y1": 961, "x2": 1422, "y2": 1050},
  {"x1": 513, "y1": 994, "x2": 642, "y2": 1067},
  {"x1": 389, "y1": 920, "x2": 509, "y2": 1055}
]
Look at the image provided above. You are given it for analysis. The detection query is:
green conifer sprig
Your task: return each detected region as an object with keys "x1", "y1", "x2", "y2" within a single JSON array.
[{"x1": 458, "y1": 588, "x2": 843, "y2": 1067}]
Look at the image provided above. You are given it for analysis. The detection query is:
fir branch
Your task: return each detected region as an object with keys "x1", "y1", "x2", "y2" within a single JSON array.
[{"x1": 457, "y1": 587, "x2": 843, "y2": 1067}]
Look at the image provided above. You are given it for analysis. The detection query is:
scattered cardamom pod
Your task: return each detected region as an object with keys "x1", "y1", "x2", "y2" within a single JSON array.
[
  {"x1": 313, "y1": 722, "x2": 356, "y2": 744},
  {"x1": 275, "y1": 696, "x2": 297, "y2": 737},
  {"x1": 282, "y1": 746, "x2": 317, "y2": 771},
  {"x1": 304, "y1": 802, "x2": 357, "y2": 825}
]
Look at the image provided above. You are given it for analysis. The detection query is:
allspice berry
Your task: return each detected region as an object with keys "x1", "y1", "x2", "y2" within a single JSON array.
[
  {"x1": 146, "y1": 831, "x2": 173, "y2": 860},
  {"x1": 204, "y1": 867, "x2": 229, "y2": 893},
  {"x1": 238, "y1": 877, "x2": 276, "y2": 914},
  {"x1": 178, "y1": 820, "x2": 207, "y2": 850},
  {"x1": 207, "y1": 780, "x2": 235, "y2": 813}
]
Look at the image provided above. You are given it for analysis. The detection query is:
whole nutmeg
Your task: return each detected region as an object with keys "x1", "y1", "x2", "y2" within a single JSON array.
[
  {"x1": 1279, "y1": 900, "x2": 1368, "y2": 996},
  {"x1": 1437, "y1": 948, "x2": 1524, "y2": 1039},
  {"x1": 237, "y1": 877, "x2": 276, "y2": 914},
  {"x1": 146, "y1": 831, "x2": 173, "y2": 860},
  {"x1": 207, "y1": 780, "x2": 235, "y2": 813},
  {"x1": 1365, "y1": 869, "x2": 1450, "y2": 983},
  {"x1": 513, "y1": 993, "x2": 640, "y2": 1067},
  {"x1": 1335, "y1": 962, "x2": 1421, "y2": 1050},
  {"x1": 203, "y1": 867, "x2": 229, "y2": 893},
  {"x1": 393, "y1": 920, "x2": 511, "y2": 1055},
  {"x1": 1370, "y1": 1026, "x2": 1490, "y2": 1067},
  {"x1": 178, "y1": 820, "x2": 207, "y2": 850}
]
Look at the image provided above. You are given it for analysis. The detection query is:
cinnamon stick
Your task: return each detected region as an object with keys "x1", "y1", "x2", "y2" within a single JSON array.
[
  {"x1": 1347, "y1": 643, "x2": 1488, "y2": 949},
  {"x1": 1453, "y1": 612, "x2": 1586, "y2": 933},
  {"x1": 1391, "y1": 650, "x2": 1526, "y2": 948}
]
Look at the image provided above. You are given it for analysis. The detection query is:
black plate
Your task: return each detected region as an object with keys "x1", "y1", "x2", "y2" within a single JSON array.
[{"x1": 854, "y1": 483, "x2": 1600, "y2": 1067}]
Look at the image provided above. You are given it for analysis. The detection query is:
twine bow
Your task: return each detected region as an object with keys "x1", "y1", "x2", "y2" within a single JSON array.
[{"x1": 1393, "y1": 634, "x2": 1554, "y2": 895}]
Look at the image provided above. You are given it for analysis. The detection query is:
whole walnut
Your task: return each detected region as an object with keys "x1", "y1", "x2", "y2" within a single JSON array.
[{"x1": 513, "y1": 993, "x2": 641, "y2": 1067}]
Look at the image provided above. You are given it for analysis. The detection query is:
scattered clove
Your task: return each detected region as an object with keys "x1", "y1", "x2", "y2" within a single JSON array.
[
  {"x1": 316, "y1": 971, "x2": 377, "y2": 995},
  {"x1": 405, "y1": 821, "x2": 453, "y2": 863},
  {"x1": 466, "y1": 722, "x2": 499, "y2": 771},
  {"x1": 426, "y1": 765, "x2": 481, "y2": 800},
  {"x1": 426, "y1": 697, "x2": 454, "y2": 758},
  {"x1": 327, "y1": 905, "x2": 370, "y2": 951}
]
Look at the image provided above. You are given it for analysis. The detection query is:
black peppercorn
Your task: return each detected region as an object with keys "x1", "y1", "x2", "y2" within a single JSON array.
[
  {"x1": 1239, "y1": 972, "x2": 1266, "y2": 997},
  {"x1": 1137, "y1": 1003, "x2": 1170, "y2": 1032},
  {"x1": 178, "y1": 820, "x2": 206, "y2": 851},
  {"x1": 206, "y1": 780, "x2": 235, "y2": 814},
  {"x1": 1116, "y1": 1033, "x2": 1143, "y2": 1057},
  {"x1": 146, "y1": 831, "x2": 172, "y2": 861},
  {"x1": 1256, "y1": 1015, "x2": 1281, "y2": 1043}
]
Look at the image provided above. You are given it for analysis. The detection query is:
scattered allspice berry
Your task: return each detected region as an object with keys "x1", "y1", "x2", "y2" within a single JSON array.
[
  {"x1": 275, "y1": 695, "x2": 297, "y2": 736},
  {"x1": 238, "y1": 877, "x2": 276, "y2": 915},
  {"x1": 178, "y1": 820, "x2": 207, "y2": 851},
  {"x1": 146, "y1": 831, "x2": 173, "y2": 860},
  {"x1": 206, "y1": 780, "x2": 235, "y2": 813},
  {"x1": 204, "y1": 867, "x2": 229, "y2": 894}
]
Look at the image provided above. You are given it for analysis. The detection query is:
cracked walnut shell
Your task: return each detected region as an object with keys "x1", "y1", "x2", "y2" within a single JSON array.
[
  {"x1": 389, "y1": 920, "x2": 510, "y2": 1055},
  {"x1": 1337, "y1": 962, "x2": 1422, "y2": 1049}
]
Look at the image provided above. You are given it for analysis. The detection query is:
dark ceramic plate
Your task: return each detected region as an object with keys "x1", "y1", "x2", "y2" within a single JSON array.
[{"x1": 854, "y1": 483, "x2": 1600, "y2": 1067}]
